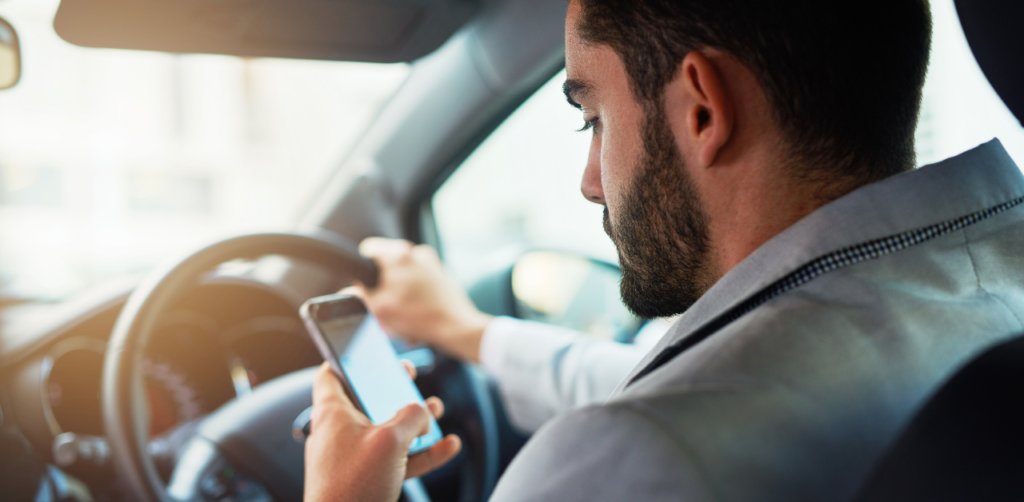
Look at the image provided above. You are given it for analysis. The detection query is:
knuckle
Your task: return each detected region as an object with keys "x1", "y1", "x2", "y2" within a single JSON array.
[
  {"x1": 396, "y1": 240, "x2": 415, "y2": 252},
  {"x1": 368, "y1": 426, "x2": 402, "y2": 451},
  {"x1": 375, "y1": 303, "x2": 396, "y2": 319},
  {"x1": 411, "y1": 245, "x2": 439, "y2": 262},
  {"x1": 395, "y1": 251, "x2": 414, "y2": 266},
  {"x1": 310, "y1": 403, "x2": 338, "y2": 425}
]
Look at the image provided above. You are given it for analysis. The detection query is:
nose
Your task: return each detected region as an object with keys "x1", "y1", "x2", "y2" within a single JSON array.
[{"x1": 580, "y1": 134, "x2": 604, "y2": 205}]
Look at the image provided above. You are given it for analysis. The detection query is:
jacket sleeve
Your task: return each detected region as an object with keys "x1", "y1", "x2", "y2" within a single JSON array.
[
  {"x1": 488, "y1": 404, "x2": 712, "y2": 502},
  {"x1": 479, "y1": 317, "x2": 649, "y2": 432}
]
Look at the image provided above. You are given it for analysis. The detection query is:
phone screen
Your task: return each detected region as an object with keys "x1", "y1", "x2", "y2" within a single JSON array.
[{"x1": 306, "y1": 297, "x2": 443, "y2": 454}]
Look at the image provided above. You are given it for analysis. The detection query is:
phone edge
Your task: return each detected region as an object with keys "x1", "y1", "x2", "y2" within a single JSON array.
[
  {"x1": 299, "y1": 294, "x2": 367, "y2": 416},
  {"x1": 299, "y1": 293, "x2": 444, "y2": 454}
]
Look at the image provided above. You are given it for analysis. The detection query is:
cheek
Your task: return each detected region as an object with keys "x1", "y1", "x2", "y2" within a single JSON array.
[
  {"x1": 599, "y1": 118, "x2": 643, "y2": 215},
  {"x1": 586, "y1": 133, "x2": 602, "y2": 178}
]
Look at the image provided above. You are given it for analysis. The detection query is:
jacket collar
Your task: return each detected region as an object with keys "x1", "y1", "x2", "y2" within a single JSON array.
[{"x1": 616, "y1": 139, "x2": 1024, "y2": 391}]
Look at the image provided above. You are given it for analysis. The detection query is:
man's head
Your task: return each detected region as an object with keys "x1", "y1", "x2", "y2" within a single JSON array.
[{"x1": 565, "y1": 0, "x2": 932, "y2": 318}]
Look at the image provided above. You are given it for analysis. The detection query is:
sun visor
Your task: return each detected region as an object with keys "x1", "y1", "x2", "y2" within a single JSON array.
[{"x1": 53, "y1": 0, "x2": 480, "y2": 63}]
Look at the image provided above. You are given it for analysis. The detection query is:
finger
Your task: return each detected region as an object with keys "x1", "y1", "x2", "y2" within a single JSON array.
[
  {"x1": 406, "y1": 435, "x2": 463, "y2": 479},
  {"x1": 410, "y1": 244, "x2": 442, "y2": 264},
  {"x1": 401, "y1": 359, "x2": 417, "y2": 380},
  {"x1": 359, "y1": 237, "x2": 413, "y2": 260},
  {"x1": 311, "y1": 363, "x2": 359, "y2": 415},
  {"x1": 336, "y1": 285, "x2": 364, "y2": 298},
  {"x1": 425, "y1": 396, "x2": 444, "y2": 420},
  {"x1": 385, "y1": 403, "x2": 433, "y2": 444},
  {"x1": 376, "y1": 320, "x2": 396, "y2": 335}
]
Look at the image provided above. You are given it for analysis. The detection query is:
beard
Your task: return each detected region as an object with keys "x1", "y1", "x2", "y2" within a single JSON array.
[{"x1": 604, "y1": 106, "x2": 715, "y2": 319}]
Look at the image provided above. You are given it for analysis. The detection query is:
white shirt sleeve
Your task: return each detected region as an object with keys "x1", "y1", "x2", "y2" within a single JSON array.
[
  {"x1": 476, "y1": 316, "x2": 664, "y2": 433},
  {"x1": 478, "y1": 315, "x2": 519, "y2": 381}
]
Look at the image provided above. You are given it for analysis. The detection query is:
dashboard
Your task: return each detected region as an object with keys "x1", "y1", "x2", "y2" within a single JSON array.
[
  {"x1": 41, "y1": 309, "x2": 319, "y2": 440},
  {"x1": 0, "y1": 268, "x2": 336, "y2": 500}
]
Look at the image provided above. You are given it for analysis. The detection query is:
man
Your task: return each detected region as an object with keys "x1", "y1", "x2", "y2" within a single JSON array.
[{"x1": 306, "y1": 0, "x2": 1024, "y2": 500}]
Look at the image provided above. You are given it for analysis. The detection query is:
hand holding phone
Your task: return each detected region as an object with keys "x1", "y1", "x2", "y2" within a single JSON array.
[
  {"x1": 305, "y1": 363, "x2": 458, "y2": 502},
  {"x1": 300, "y1": 293, "x2": 444, "y2": 454}
]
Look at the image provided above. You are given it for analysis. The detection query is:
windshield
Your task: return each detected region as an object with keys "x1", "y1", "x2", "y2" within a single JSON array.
[{"x1": 0, "y1": 0, "x2": 409, "y2": 300}]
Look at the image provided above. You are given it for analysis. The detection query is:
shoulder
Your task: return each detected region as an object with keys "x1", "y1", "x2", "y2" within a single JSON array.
[
  {"x1": 608, "y1": 221, "x2": 1024, "y2": 502},
  {"x1": 489, "y1": 404, "x2": 714, "y2": 502}
]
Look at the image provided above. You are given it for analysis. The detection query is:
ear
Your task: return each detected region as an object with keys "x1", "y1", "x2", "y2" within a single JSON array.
[{"x1": 670, "y1": 51, "x2": 735, "y2": 168}]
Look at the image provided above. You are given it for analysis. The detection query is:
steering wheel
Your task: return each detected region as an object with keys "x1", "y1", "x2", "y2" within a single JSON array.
[{"x1": 102, "y1": 232, "x2": 500, "y2": 502}]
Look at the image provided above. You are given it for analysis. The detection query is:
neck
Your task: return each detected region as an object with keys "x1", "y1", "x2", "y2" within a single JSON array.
[{"x1": 701, "y1": 155, "x2": 833, "y2": 278}]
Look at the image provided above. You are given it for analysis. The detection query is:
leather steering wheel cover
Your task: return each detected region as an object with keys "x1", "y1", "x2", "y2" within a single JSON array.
[{"x1": 102, "y1": 231, "x2": 376, "y2": 502}]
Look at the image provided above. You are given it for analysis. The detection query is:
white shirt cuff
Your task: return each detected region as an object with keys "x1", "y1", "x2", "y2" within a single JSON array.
[{"x1": 478, "y1": 315, "x2": 521, "y2": 380}]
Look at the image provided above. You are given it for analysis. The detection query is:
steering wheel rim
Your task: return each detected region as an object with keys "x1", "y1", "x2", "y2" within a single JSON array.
[
  {"x1": 103, "y1": 231, "x2": 501, "y2": 502},
  {"x1": 102, "y1": 231, "x2": 378, "y2": 502}
]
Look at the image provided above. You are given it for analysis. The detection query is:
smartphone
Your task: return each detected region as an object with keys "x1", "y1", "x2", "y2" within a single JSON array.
[{"x1": 300, "y1": 293, "x2": 444, "y2": 454}]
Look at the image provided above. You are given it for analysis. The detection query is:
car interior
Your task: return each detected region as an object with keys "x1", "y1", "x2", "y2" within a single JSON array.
[{"x1": 0, "y1": 0, "x2": 1020, "y2": 501}]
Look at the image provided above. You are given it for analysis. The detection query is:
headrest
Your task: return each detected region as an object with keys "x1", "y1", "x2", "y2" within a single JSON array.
[{"x1": 955, "y1": 0, "x2": 1024, "y2": 125}]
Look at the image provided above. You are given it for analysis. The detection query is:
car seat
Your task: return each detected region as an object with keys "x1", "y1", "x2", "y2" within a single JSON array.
[
  {"x1": 854, "y1": 1, "x2": 1024, "y2": 500},
  {"x1": 854, "y1": 335, "x2": 1024, "y2": 501}
]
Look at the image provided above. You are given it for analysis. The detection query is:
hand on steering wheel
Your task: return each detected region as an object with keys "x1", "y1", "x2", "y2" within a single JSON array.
[{"x1": 354, "y1": 238, "x2": 494, "y2": 363}]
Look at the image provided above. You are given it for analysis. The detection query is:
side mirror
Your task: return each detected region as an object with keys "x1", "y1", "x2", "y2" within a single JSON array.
[
  {"x1": 511, "y1": 251, "x2": 644, "y2": 343},
  {"x1": 0, "y1": 16, "x2": 20, "y2": 90}
]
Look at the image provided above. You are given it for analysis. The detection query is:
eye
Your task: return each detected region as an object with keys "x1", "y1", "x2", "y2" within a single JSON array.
[{"x1": 577, "y1": 117, "x2": 599, "y2": 133}]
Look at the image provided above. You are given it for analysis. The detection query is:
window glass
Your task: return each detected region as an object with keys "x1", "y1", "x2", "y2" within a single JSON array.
[
  {"x1": 432, "y1": 0, "x2": 1023, "y2": 289},
  {"x1": 0, "y1": 0, "x2": 409, "y2": 300},
  {"x1": 433, "y1": 70, "x2": 611, "y2": 286},
  {"x1": 915, "y1": 0, "x2": 1024, "y2": 165}
]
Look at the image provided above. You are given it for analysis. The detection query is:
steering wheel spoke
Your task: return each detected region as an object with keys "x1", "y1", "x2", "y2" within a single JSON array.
[{"x1": 168, "y1": 438, "x2": 274, "y2": 502}]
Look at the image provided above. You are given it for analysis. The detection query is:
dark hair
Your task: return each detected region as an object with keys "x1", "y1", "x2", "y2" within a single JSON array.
[{"x1": 577, "y1": 0, "x2": 933, "y2": 193}]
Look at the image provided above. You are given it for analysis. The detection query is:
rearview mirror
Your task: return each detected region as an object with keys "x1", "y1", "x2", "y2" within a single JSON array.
[{"x1": 0, "y1": 16, "x2": 20, "y2": 90}]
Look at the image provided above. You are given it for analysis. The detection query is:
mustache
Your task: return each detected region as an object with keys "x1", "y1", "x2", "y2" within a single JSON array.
[{"x1": 603, "y1": 206, "x2": 613, "y2": 239}]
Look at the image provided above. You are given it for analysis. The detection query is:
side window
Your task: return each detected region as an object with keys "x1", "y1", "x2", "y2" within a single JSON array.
[
  {"x1": 432, "y1": 70, "x2": 614, "y2": 284},
  {"x1": 434, "y1": 0, "x2": 1024, "y2": 287},
  {"x1": 432, "y1": 0, "x2": 1024, "y2": 341},
  {"x1": 430, "y1": 70, "x2": 641, "y2": 341}
]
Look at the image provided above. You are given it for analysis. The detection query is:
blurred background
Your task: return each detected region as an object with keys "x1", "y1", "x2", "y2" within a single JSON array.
[
  {"x1": 0, "y1": 0, "x2": 409, "y2": 300},
  {"x1": 0, "y1": 0, "x2": 1021, "y2": 301}
]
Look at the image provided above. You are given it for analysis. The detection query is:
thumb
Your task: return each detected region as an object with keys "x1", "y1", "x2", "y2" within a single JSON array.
[
  {"x1": 338, "y1": 285, "x2": 366, "y2": 300},
  {"x1": 384, "y1": 403, "x2": 432, "y2": 445},
  {"x1": 311, "y1": 363, "x2": 361, "y2": 415}
]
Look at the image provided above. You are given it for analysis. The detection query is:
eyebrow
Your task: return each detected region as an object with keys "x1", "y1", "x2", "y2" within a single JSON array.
[{"x1": 562, "y1": 79, "x2": 592, "y2": 110}]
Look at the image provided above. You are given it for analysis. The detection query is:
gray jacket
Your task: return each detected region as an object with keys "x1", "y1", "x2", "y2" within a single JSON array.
[{"x1": 489, "y1": 140, "x2": 1024, "y2": 502}]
